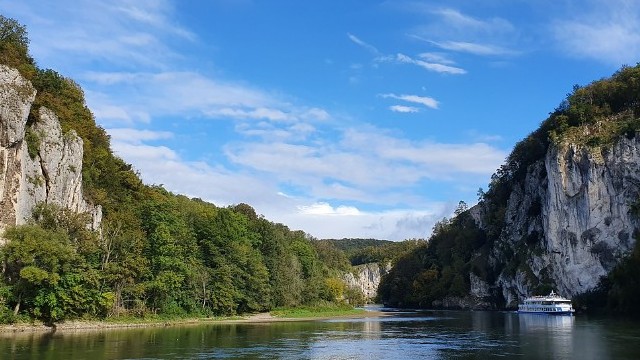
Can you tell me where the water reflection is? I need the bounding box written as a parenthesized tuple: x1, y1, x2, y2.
(516, 314, 575, 359)
(517, 313, 575, 331)
(1, 311, 639, 359)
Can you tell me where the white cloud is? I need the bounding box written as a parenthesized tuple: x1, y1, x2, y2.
(82, 71, 332, 127)
(349, 34, 467, 75)
(234, 122, 316, 142)
(381, 93, 439, 109)
(301, 108, 331, 121)
(390, 105, 419, 113)
(395, 53, 467, 75)
(90, 104, 134, 123)
(113, 141, 179, 162)
(298, 202, 361, 216)
(406, 6, 519, 60)
(108, 128, 173, 144)
(550, 0, 640, 65)
(429, 40, 518, 56)
(224, 126, 506, 203)
(207, 107, 292, 122)
(111, 138, 280, 208)
(431, 7, 515, 35)
(114, 1, 195, 40)
(281, 204, 451, 240)
(347, 33, 381, 55)
(418, 52, 456, 65)
(88, 71, 272, 111)
(340, 128, 505, 176)
(4, 0, 194, 71)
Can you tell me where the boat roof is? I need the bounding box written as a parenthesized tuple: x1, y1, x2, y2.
(523, 290, 571, 301)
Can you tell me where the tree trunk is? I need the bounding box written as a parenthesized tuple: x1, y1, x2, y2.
(13, 294, 21, 315)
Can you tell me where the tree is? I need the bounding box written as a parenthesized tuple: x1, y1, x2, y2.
(0, 15, 35, 77)
(2, 225, 109, 323)
(0, 15, 28, 50)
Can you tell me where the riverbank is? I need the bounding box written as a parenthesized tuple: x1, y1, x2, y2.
(0, 308, 386, 334)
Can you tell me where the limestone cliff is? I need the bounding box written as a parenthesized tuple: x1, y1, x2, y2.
(343, 262, 390, 301)
(472, 136, 640, 307)
(0, 65, 101, 241)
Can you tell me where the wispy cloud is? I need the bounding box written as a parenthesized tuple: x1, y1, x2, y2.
(418, 52, 456, 65)
(405, 6, 519, 61)
(349, 33, 466, 75)
(108, 128, 173, 144)
(381, 93, 439, 109)
(389, 105, 419, 113)
(5, 0, 194, 71)
(430, 7, 515, 35)
(550, 0, 640, 65)
(83, 71, 332, 127)
(429, 40, 518, 56)
(347, 33, 381, 55)
(110, 136, 279, 207)
(235, 122, 317, 142)
(114, 1, 195, 40)
(207, 107, 292, 122)
(225, 126, 506, 195)
(394, 53, 466, 74)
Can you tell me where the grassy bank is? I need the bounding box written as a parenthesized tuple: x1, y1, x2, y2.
(271, 305, 365, 318)
(1, 306, 373, 332)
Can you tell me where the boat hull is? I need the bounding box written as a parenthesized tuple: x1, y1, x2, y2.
(517, 310, 574, 315)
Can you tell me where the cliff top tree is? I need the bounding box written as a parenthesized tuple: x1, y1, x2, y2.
(0, 15, 35, 78)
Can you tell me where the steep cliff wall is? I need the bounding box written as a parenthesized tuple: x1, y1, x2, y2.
(343, 262, 391, 301)
(0, 65, 101, 240)
(476, 136, 640, 306)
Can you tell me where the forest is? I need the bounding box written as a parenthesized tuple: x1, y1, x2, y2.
(317, 238, 424, 266)
(0, 16, 374, 324)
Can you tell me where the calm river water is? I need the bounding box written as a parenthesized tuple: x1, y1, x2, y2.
(2, 308, 639, 359)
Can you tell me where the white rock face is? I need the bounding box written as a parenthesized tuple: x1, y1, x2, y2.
(469, 273, 490, 298)
(0, 65, 35, 147)
(0, 65, 101, 241)
(343, 262, 391, 300)
(484, 137, 640, 306)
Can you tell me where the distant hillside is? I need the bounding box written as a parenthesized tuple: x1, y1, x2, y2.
(319, 238, 423, 266)
(322, 238, 395, 252)
(379, 64, 640, 315)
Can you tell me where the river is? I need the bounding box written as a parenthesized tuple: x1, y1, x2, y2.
(2, 308, 639, 359)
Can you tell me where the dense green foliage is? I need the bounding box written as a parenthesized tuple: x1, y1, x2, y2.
(378, 205, 486, 307)
(379, 65, 640, 310)
(0, 15, 36, 79)
(0, 18, 357, 324)
(0, 197, 347, 323)
(323, 238, 395, 253)
(320, 238, 423, 266)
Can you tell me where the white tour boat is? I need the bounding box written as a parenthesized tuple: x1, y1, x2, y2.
(517, 291, 575, 315)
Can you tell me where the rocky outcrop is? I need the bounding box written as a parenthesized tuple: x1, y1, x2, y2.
(343, 262, 391, 301)
(475, 136, 640, 307)
(0, 65, 101, 241)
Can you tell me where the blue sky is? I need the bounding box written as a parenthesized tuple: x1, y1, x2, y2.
(1, 0, 637, 240)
